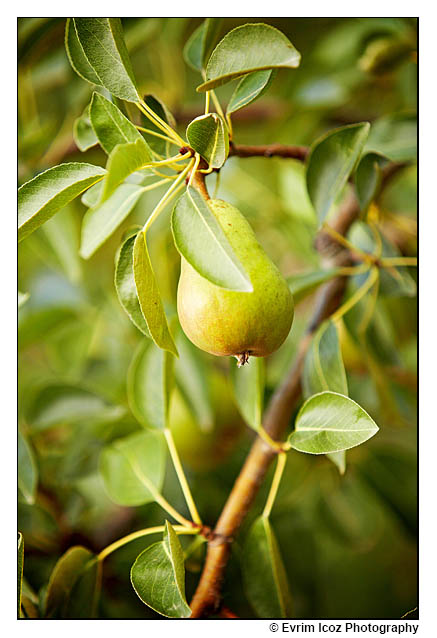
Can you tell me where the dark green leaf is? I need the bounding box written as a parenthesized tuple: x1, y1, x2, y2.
(242, 516, 292, 618)
(197, 23, 300, 91)
(65, 557, 101, 619)
(18, 533, 24, 617)
(186, 113, 229, 168)
(289, 391, 379, 454)
(66, 18, 139, 102)
(18, 163, 106, 242)
(90, 92, 141, 154)
(355, 152, 389, 211)
(183, 18, 222, 71)
(18, 429, 38, 504)
(230, 356, 264, 432)
(365, 113, 417, 162)
(133, 230, 178, 355)
(287, 268, 341, 303)
(100, 429, 166, 506)
(80, 183, 144, 258)
(227, 70, 273, 115)
(44, 546, 95, 618)
(131, 521, 191, 618)
(127, 340, 174, 429)
(306, 123, 370, 223)
(115, 232, 151, 336)
(73, 104, 98, 151)
(171, 188, 253, 292)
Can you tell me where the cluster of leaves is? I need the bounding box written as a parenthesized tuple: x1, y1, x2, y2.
(18, 17, 417, 619)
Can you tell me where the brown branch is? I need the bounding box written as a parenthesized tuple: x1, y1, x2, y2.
(229, 141, 309, 162)
(189, 162, 406, 618)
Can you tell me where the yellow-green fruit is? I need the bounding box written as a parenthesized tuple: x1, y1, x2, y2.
(177, 199, 294, 363)
(169, 376, 244, 472)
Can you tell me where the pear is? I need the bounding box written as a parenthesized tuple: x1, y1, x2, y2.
(177, 199, 294, 364)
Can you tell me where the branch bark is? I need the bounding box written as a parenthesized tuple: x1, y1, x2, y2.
(189, 162, 405, 618)
(229, 141, 309, 162)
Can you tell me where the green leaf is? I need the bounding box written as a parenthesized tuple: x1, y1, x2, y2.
(18, 429, 38, 505)
(100, 429, 166, 506)
(306, 123, 370, 223)
(141, 95, 176, 157)
(131, 521, 191, 618)
(230, 357, 264, 432)
(365, 113, 417, 162)
(18, 163, 106, 242)
(66, 18, 139, 102)
(115, 231, 151, 336)
(43, 546, 95, 618)
(100, 137, 153, 203)
(171, 188, 252, 292)
(289, 391, 379, 455)
(183, 18, 222, 71)
(287, 268, 341, 303)
(327, 451, 346, 475)
(81, 181, 102, 207)
(42, 207, 82, 283)
(133, 230, 178, 355)
(242, 516, 292, 618)
(186, 113, 229, 169)
(80, 183, 144, 258)
(18, 291, 30, 308)
(65, 557, 101, 619)
(18, 533, 24, 617)
(127, 340, 174, 429)
(303, 320, 348, 399)
(197, 23, 300, 91)
(73, 104, 98, 151)
(355, 152, 389, 211)
(227, 70, 273, 115)
(89, 92, 141, 154)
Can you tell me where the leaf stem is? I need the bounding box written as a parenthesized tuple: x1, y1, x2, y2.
(97, 525, 198, 562)
(331, 267, 379, 322)
(262, 452, 287, 519)
(188, 153, 201, 188)
(136, 125, 180, 146)
(143, 160, 193, 233)
(257, 426, 291, 453)
(322, 223, 374, 264)
(357, 269, 380, 335)
(137, 100, 186, 146)
(164, 428, 203, 526)
(379, 256, 417, 267)
(205, 91, 210, 115)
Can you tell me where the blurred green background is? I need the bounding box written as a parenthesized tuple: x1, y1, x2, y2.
(18, 17, 417, 619)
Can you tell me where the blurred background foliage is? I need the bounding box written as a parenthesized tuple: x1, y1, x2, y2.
(18, 17, 417, 619)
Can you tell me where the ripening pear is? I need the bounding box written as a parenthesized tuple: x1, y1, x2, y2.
(177, 199, 294, 365)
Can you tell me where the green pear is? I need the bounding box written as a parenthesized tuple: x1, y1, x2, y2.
(177, 199, 294, 365)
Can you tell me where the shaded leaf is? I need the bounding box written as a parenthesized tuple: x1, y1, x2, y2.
(44, 546, 94, 618)
(171, 188, 252, 292)
(186, 113, 229, 168)
(127, 340, 174, 429)
(42, 207, 82, 283)
(287, 268, 341, 303)
(115, 231, 150, 336)
(18, 163, 106, 242)
(18, 533, 24, 617)
(227, 70, 273, 115)
(230, 357, 264, 432)
(65, 557, 101, 619)
(242, 516, 292, 618)
(66, 18, 139, 102)
(18, 429, 38, 505)
(184, 18, 222, 71)
(81, 181, 102, 207)
(289, 391, 379, 454)
(73, 104, 98, 151)
(133, 230, 178, 355)
(327, 451, 346, 475)
(80, 183, 144, 258)
(365, 113, 417, 162)
(100, 137, 153, 203)
(100, 429, 166, 506)
(303, 320, 348, 398)
(355, 152, 389, 211)
(197, 23, 300, 91)
(131, 521, 191, 618)
(306, 123, 370, 223)
(90, 92, 141, 154)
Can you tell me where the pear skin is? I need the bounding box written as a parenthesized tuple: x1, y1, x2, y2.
(177, 199, 294, 362)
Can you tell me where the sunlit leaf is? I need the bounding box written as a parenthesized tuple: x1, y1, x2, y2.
(100, 138, 153, 203)
(227, 70, 273, 115)
(186, 113, 229, 168)
(90, 92, 141, 154)
(73, 104, 98, 151)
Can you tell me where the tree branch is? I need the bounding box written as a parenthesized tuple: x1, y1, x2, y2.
(189, 162, 406, 618)
(229, 141, 309, 162)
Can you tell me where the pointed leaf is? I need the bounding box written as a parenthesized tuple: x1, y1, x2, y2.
(73, 104, 98, 151)
(43, 546, 94, 618)
(100, 429, 166, 506)
(242, 516, 292, 618)
(127, 340, 174, 429)
(100, 138, 153, 203)
(18, 163, 106, 242)
(171, 188, 252, 292)
(227, 70, 273, 115)
(80, 183, 144, 258)
(186, 113, 229, 169)
(133, 230, 178, 355)
(131, 521, 191, 618)
(327, 451, 346, 475)
(303, 320, 348, 398)
(306, 123, 370, 223)
(67, 18, 139, 102)
(289, 391, 379, 455)
(184, 18, 222, 71)
(197, 23, 300, 91)
(287, 268, 341, 303)
(115, 231, 151, 336)
(355, 152, 389, 211)
(18, 430, 38, 505)
(18, 533, 24, 617)
(90, 92, 141, 154)
(230, 357, 264, 432)
(65, 557, 101, 619)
